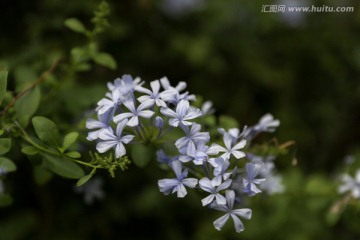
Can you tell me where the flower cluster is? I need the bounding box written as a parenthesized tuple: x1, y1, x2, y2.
(86, 75, 282, 233)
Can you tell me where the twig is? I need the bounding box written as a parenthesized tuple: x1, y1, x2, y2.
(0, 59, 60, 117)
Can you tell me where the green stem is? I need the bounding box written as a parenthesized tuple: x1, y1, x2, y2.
(15, 121, 102, 170)
(71, 159, 102, 169)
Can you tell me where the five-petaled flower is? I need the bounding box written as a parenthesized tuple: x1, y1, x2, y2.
(136, 79, 167, 107)
(211, 190, 252, 233)
(158, 161, 198, 198)
(199, 177, 232, 206)
(113, 100, 154, 127)
(243, 163, 266, 196)
(96, 119, 134, 158)
(338, 170, 360, 199)
(210, 133, 247, 161)
(160, 100, 202, 127)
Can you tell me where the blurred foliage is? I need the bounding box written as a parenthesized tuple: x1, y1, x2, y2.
(1, 0, 360, 239)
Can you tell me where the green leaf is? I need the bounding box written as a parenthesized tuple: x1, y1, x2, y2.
(76, 63, 91, 72)
(15, 86, 41, 127)
(76, 174, 93, 187)
(71, 47, 89, 64)
(92, 52, 117, 70)
(42, 154, 84, 179)
(0, 70, 8, 105)
(131, 144, 154, 168)
(62, 132, 78, 151)
(21, 146, 39, 156)
(65, 151, 81, 159)
(0, 194, 13, 207)
(0, 138, 11, 154)
(14, 66, 37, 91)
(32, 116, 61, 147)
(64, 18, 87, 33)
(0, 157, 17, 172)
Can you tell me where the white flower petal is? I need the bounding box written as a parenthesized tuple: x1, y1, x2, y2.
(115, 143, 126, 158)
(199, 177, 214, 193)
(139, 110, 154, 119)
(160, 107, 177, 118)
(201, 194, 215, 206)
(215, 194, 227, 205)
(231, 214, 245, 233)
(213, 214, 230, 231)
(98, 129, 116, 141)
(113, 112, 133, 123)
(127, 116, 139, 127)
(182, 178, 198, 188)
(233, 208, 252, 220)
(96, 141, 117, 153)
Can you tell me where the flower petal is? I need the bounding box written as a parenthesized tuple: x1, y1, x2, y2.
(115, 142, 126, 158)
(215, 194, 227, 205)
(213, 214, 230, 231)
(233, 208, 252, 220)
(230, 214, 245, 233)
(139, 110, 154, 119)
(96, 141, 117, 153)
(121, 135, 134, 144)
(182, 178, 198, 188)
(201, 194, 215, 206)
(113, 112, 133, 124)
(160, 107, 177, 118)
(199, 177, 214, 193)
(127, 116, 139, 127)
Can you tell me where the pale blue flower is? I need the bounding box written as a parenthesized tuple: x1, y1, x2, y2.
(243, 163, 266, 196)
(208, 157, 232, 180)
(175, 123, 210, 153)
(247, 154, 275, 176)
(159, 77, 195, 104)
(160, 77, 187, 92)
(201, 100, 215, 115)
(218, 128, 240, 143)
(260, 175, 285, 195)
(108, 74, 143, 100)
(178, 142, 209, 165)
(160, 100, 202, 127)
(113, 100, 154, 127)
(199, 177, 232, 206)
(160, 89, 196, 105)
(338, 170, 360, 198)
(86, 111, 112, 141)
(0, 167, 7, 176)
(242, 114, 280, 140)
(74, 177, 105, 205)
(136, 80, 167, 107)
(210, 134, 246, 160)
(156, 150, 179, 166)
(155, 116, 164, 129)
(254, 113, 280, 132)
(96, 120, 134, 158)
(95, 89, 123, 115)
(211, 190, 252, 233)
(97, 75, 143, 115)
(158, 161, 198, 198)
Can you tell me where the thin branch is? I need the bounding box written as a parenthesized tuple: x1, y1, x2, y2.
(0, 59, 60, 117)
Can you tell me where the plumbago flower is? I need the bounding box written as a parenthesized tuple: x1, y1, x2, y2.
(338, 169, 360, 199)
(86, 74, 284, 233)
